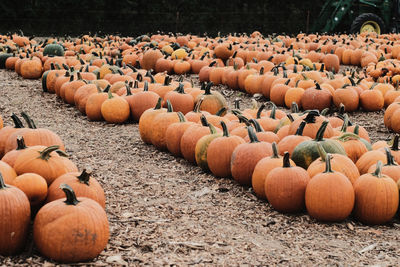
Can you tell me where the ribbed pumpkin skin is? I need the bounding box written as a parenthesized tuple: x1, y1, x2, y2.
(207, 135, 245, 178)
(165, 121, 196, 157)
(265, 164, 310, 213)
(307, 154, 360, 185)
(292, 139, 346, 169)
(354, 172, 399, 225)
(0, 161, 17, 184)
(305, 171, 354, 222)
(46, 172, 106, 208)
(33, 197, 109, 263)
(356, 150, 387, 175)
(195, 132, 222, 171)
(0, 182, 31, 255)
(231, 142, 273, 186)
(180, 125, 211, 163)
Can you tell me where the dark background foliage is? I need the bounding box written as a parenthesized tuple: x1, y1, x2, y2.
(0, 0, 324, 36)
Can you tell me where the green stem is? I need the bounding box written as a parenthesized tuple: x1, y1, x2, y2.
(287, 114, 295, 122)
(353, 125, 360, 136)
(247, 126, 259, 143)
(60, 183, 80, 205)
(323, 153, 333, 173)
(282, 152, 291, 167)
(249, 119, 264, 132)
(303, 110, 319, 123)
(221, 121, 229, 137)
(0, 173, 8, 189)
(200, 115, 209, 127)
(340, 114, 349, 133)
(154, 98, 162, 110)
(216, 107, 227, 116)
(291, 102, 299, 113)
(194, 98, 204, 113)
(391, 134, 399, 151)
(77, 169, 91, 185)
(20, 112, 37, 129)
(16, 136, 27, 150)
(372, 161, 383, 178)
(143, 81, 149, 91)
(11, 113, 24, 128)
(295, 121, 306, 136)
(256, 103, 265, 119)
(177, 111, 186, 122)
(315, 121, 329, 141)
(103, 84, 111, 93)
(384, 147, 397, 166)
(271, 142, 279, 158)
(175, 83, 185, 94)
(166, 100, 173, 112)
(204, 82, 213, 95)
(107, 89, 114, 99)
(208, 123, 217, 134)
(39, 145, 60, 161)
(233, 98, 241, 110)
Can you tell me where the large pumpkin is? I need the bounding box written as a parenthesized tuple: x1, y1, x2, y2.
(265, 152, 310, 212)
(0, 173, 31, 255)
(305, 154, 355, 222)
(33, 184, 109, 263)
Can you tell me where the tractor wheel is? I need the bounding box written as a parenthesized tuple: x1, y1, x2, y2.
(350, 13, 385, 34)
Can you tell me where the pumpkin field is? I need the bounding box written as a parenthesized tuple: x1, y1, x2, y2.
(1, 32, 400, 265)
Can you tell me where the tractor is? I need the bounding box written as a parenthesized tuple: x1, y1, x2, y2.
(311, 0, 400, 34)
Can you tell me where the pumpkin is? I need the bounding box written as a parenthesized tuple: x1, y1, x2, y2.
(195, 123, 222, 171)
(0, 113, 25, 158)
(163, 83, 194, 114)
(43, 43, 65, 57)
(165, 112, 196, 157)
(301, 83, 332, 112)
(305, 154, 355, 222)
(150, 100, 180, 151)
(139, 98, 165, 144)
(231, 126, 273, 186)
(20, 57, 43, 79)
(12, 173, 48, 207)
(46, 169, 105, 209)
(277, 120, 311, 156)
(100, 90, 130, 124)
(14, 145, 78, 185)
(33, 184, 109, 263)
(0, 173, 30, 255)
(194, 82, 228, 115)
(368, 147, 400, 183)
(354, 161, 399, 225)
(307, 144, 360, 184)
(245, 119, 280, 144)
(207, 121, 245, 178)
(291, 121, 346, 169)
(85, 86, 109, 121)
(288, 110, 334, 139)
(356, 150, 387, 175)
(128, 83, 160, 122)
(252, 143, 295, 199)
(141, 48, 163, 70)
(1, 136, 27, 167)
(265, 152, 310, 212)
(359, 87, 384, 112)
(333, 129, 371, 163)
(332, 85, 359, 112)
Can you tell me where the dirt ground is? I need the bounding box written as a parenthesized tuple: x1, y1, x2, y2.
(0, 69, 399, 266)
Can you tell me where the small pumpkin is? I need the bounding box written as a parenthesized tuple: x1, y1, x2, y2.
(100, 90, 130, 124)
(12, 173, 48, 207)
(195, 123, 222, 171)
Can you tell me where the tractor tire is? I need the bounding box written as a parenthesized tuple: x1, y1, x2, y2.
(350, 13, 385, 34)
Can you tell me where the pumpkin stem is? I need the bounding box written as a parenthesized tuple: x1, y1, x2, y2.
(0, 173, 8, 189)
(11, 113, 24, 128)
(391, 134, 399, 151)
(315, 121, 329, 141)
(194, 97, 204, 113)
(177, 111, 186, 122)
(340, 114, 349, 133)
(316, 143, 327, 162)
(125, 84, 132, 96)
(256, 103, 266, 119)
(287, 113, 295, 122)
(282, 152, 291, 168)
(291, 102, 299, 113)
(247, 126, 259, 143)
(295, 121, 307, 136)
(233, 98, 241, 110)
(372, 161, 383, 178)
(166, 100, 173, 112)
(271, 142, 279, 158)
(154, 98, 162, 110)
(174, 83, 185, 94)
(20, 112, 37, 129)
(200, 115, 209, 127)
(267, 102, 277, 119)
(384, 147, 397, 166)
(323, 153, 334, 173)
(353, 125, 360, 135)
(221, 121, 229, 137)
(303, 110, 319, 123)
(39, 145, 60, 161)
(77, 169, 91, 185)
(249, 119, 264, 132)
(107, 88, 114, 99)
(60, 183, 80, 205)
(320, 108, 330, 116)
(204, 82, 213, 95)
(16, 136, 27, 150)
(216, 107, 227, 117)
(315, 82, 321, 90)
(208, 122, 217, 134)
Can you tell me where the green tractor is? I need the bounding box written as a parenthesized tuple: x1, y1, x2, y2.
(311, 0, 400, 34)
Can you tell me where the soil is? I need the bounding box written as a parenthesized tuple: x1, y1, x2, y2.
(0, 69, 399, 266)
